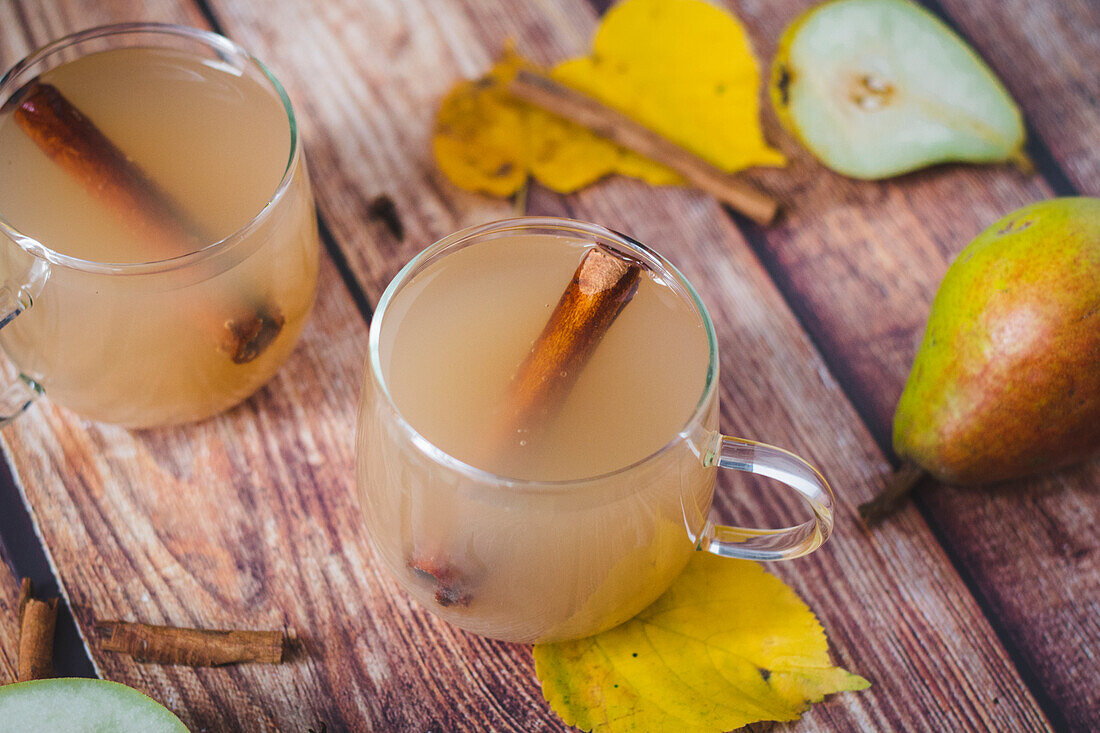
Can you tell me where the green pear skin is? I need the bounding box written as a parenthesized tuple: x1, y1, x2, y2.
(0, 678, 187, 731)
(893, 197, 1100, 485)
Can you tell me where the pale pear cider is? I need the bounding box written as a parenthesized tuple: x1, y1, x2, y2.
(0, 46, 318, 426)
(357, 233, 720, 642)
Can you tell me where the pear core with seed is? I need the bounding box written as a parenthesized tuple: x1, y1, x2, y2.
(770, 0, 1026, 179)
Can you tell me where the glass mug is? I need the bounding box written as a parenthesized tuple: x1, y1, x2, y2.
(356, 218, 835, 644)
(0, 24, 319, 427)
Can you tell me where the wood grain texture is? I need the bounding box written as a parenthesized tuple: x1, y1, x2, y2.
(0, 0, 207, 49)
(0, 0, 1082, 731)
(0, 561, 22, 683)
(932, 0, 1100, 194)
(0, 0, 211, 694)
(205, 0, 1053, 729)
(1, 6, 569, 731)
(720, 1, 1100, 728)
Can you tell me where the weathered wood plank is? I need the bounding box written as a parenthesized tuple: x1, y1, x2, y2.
(0, 561, 21, 683)
(4, 262, 578, 731)
(0, 3, 565, 730)
(715, 1, 1099, 729)
(933, 0, 1100, 194)
(0, 0, 208, 50)
(0, 0, 1081, 729)
(205, 0, 1053, 730)
(0, 0, 213, 696)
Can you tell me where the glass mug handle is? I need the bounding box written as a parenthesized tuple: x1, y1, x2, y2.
(0, 262, 48, 424)
(697, 435, 835, 561)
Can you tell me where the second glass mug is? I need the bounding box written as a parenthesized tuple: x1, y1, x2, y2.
(356, 218, 835, 644)
(0, 24, 319, 427)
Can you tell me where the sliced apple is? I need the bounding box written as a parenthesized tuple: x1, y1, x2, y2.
(771, 0, 1026, 179)
(0, 678, 187, 731)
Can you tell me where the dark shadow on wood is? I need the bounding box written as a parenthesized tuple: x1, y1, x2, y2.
(192, 0, 227, 38)
(915, 0, 1081, 198)
(192, 0, 376, 325)
(317, 215, 376, 323)
(0, 455, 95, 678)
(725, 203, 1074, 733)
(575, 1, 1078, 727)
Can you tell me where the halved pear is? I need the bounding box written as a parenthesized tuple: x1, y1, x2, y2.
(0, 678, 187, 731)
(770, 0, 1026, 179)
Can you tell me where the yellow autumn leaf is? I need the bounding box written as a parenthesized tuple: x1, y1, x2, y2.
(432, 0, 783, 197)
(553, 0, 785, 173)
(433, 48, 674, 196)
(432, 53, 531, 197)
(533, 554, 869, 733)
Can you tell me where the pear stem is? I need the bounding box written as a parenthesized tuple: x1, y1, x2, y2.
(1008, 149, 1035, 175)
(859, 461, 928, 526)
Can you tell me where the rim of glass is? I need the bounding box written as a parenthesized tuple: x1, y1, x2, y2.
(0, 22, 300, 276)
(368, 216, 721, 491)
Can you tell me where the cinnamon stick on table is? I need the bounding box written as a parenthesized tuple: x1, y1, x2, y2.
(10, 82, 283, 364)
(97, 620, 286, 667)
(410, 245, 643, 605)
(17, 578, 58, 681)
(507, 69, 779, 225)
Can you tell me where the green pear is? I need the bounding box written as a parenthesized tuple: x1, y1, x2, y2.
(862, 198, 1100, 522)
(0, 678, 187, 731)
(770, 0, 1027, 179)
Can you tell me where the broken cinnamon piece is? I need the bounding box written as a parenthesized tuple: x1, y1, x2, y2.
(11, 81, 284, 364)
(496, 245, 642, 445)
(17, 578, 58, 681)
(408, 556, 472, 608)
(507, 70, 779, 225)
(96, 621, 286, 666)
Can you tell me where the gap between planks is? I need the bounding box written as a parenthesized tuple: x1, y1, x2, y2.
(684, 0, 1084, 725)
(677, 0, 1089, 727)
(0, 0, 1080, 728)
(204, 1, 1056, 726)
(914, 0, 1081, 198)
(190, 0, 376, 321)
(0, 442, 98, 679)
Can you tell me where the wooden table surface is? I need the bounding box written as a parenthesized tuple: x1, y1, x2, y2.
(0, 0, 1096, 730)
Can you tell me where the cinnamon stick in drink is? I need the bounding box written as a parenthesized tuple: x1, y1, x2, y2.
(410, 245, 643, 605)
(496, 245, 642, 446)
(10, 81, 283, 364)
